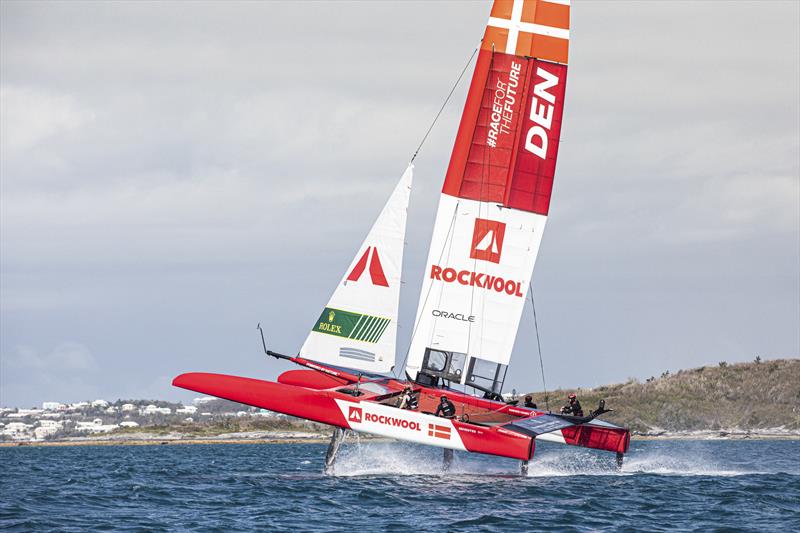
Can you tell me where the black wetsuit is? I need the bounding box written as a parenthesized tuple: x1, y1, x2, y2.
(435, 399, 456, 418)
(524, 400, 537, 409)
(563, 400, 583, 417)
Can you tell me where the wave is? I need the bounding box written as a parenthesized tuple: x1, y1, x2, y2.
(329, 438, 794, 478)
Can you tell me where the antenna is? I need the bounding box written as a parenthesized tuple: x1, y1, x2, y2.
(256, 323, 268, 355)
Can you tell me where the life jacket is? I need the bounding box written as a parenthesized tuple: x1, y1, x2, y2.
(408, 395, 419, 410)
(438, 400, 455, 417)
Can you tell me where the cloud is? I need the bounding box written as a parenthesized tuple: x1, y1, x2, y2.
(0, 86, 95, 153)
(0, 1, 797, 406)
(6, 342, 97, 371)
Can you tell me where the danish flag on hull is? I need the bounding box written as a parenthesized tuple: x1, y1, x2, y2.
(407, 0, 569, 381)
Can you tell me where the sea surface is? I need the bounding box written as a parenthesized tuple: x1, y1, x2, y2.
(1, 439, 798, 532)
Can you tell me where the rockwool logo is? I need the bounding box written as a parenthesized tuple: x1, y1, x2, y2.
(347, 246, 389, 287)
(348, 406, 362, 423)
(470, 219, 506, 264)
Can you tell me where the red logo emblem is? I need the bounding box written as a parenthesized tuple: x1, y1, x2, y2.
(347, 246, 389, 287)
(470, 219, 506, 264)
(347, 406, 362, 423)
(427, 423, 451, 440)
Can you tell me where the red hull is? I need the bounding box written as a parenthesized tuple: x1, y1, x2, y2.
(173, 369, 629, 461)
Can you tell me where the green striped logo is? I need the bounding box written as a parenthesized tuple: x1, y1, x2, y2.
(311, 307, 390, 344)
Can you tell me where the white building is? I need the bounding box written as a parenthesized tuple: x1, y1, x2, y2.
(2, 422, 33, 440)
(75, 419, 119, 433)
(42, 402, 65, 411)
(141, 405, 171, 416)
(119, 421, 139, 428)
(33, 419, 63, 440)
(91, 399, 110, 408)
(34, 426, 59, 440)
(3, 422, 31, 433)
(193, 396, 216, 405)
(176, 406, 197, 414)
(121, 404, 136, 412)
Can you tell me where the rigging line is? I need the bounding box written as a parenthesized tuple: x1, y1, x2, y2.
(474, 45, 496, 361)
(528, 286, 550, 412)
(393, 205, 460, 379)
(410, 44, 479, 163)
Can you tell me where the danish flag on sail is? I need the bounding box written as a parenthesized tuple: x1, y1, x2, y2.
(407, 0, 569, 386)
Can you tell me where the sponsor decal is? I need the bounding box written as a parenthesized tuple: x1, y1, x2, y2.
(487, 61, 522, 149)
(363, 412, 421, 431)
(304, 361, 341, 377)
(470, 218, 506, 264)
(427, 423, 451, 440)
(523, 66, 560, 160)
(429, 265, 523, 298)
(339, 347, 376, 363)
(347, 246, 389, 287)
(312, 307, 391, 343)
(432, 309, 475, 323)
(348, 406, 362, 423)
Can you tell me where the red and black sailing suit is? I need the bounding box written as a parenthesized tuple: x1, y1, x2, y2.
(562, 400, 583, 417)
(435, 399, 456, 418)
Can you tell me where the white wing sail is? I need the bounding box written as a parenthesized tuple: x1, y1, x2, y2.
(298, 165, 413, 374)
(405, 0, 570, 394)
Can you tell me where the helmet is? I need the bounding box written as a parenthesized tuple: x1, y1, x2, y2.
(440, 395, 448, 401)
(568, 393, 577, 400)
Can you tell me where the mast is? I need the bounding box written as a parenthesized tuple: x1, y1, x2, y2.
(405, 0, 570, 393)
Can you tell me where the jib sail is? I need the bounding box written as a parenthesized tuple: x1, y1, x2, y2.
(406, 0, 570, 394)
(299, 165, 413, 374)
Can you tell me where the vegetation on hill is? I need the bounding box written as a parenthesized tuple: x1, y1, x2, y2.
(525, 358, 800, 433)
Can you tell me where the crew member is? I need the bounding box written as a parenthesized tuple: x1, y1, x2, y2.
(397, 387, 414, 409)
(524, 395, 537, 409)
(560, 393, 583, 417)
(407, 391, 419, 410)
(435, 395, 456, 418)
(483, 391, 503, 402)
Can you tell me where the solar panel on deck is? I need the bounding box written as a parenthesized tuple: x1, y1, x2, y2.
(505, 414, 575, 437)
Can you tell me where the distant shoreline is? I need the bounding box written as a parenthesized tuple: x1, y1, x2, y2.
(3, 432, 798, 448)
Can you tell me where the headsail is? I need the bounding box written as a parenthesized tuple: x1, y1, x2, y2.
(406, 0, 570, 394)
(299, 165, 413, 374)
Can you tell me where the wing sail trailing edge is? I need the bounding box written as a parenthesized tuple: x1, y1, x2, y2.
(406, 0, 569, 392)
(299, 165, 413, 374)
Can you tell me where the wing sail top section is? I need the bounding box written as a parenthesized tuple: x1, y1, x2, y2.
(299, 165, 413, 374)
(406, 0, 569, 390)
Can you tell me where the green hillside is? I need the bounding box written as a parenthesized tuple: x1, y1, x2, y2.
(525, 358, 800, 434)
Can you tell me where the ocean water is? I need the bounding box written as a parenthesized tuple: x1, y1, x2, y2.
(1, 439, 798, 532)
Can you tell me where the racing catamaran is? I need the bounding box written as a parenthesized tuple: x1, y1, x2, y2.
(174, 0, 630, 474)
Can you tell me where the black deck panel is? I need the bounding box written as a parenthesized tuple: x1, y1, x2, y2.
(505, 414, 575, 437)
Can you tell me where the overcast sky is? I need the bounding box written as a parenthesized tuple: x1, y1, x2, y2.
(2, 1, 798, 408)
